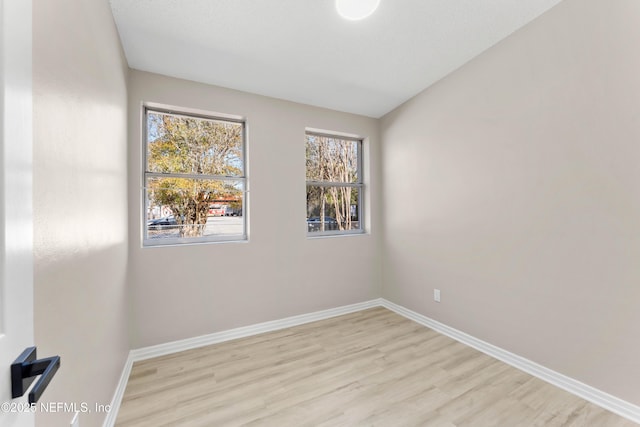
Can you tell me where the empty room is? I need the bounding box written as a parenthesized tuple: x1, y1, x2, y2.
(1, 0, 639, 426)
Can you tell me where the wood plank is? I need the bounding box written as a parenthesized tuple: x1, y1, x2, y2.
(115, 307, 637, 426)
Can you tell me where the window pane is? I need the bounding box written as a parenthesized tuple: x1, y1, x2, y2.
(146, 177, 244, 241)
(305, 135, 359, 183)
(147, 111, 243, 176)
(306, 185, 360, 233)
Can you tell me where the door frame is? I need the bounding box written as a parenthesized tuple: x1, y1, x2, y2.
(0, 0, 35, 426)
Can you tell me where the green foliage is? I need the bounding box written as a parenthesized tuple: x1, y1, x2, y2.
(146, 112, 244, 237)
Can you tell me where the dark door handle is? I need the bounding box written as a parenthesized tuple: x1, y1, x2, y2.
(11, 347, 60, 404)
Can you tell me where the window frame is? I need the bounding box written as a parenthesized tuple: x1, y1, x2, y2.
(142, 105, 248, 247)
(305, 130, 365, 237)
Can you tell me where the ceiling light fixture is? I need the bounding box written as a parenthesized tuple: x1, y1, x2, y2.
(335, 0, 380, 21)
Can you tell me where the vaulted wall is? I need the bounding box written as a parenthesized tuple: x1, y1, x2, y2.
(381, 0, 640, 405)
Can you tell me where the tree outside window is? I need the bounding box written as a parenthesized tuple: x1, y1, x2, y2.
(144, 107, 246, 245)
(306, 132, 363, 235)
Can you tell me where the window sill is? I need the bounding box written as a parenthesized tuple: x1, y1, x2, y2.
(143, 235, 248, 248)
(306, 230, 367, 240)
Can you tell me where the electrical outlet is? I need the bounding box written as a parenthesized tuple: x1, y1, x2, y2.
(434, 289, 441, 303)
(70, 412, 79, 427)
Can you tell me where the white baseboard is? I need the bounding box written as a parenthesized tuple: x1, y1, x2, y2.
(102, 353, 134, 427)
(130, 299, 382, 361)
(380, 298, 640, 425)
(103, 299, 381, 426)
(104, 297, 640, 426)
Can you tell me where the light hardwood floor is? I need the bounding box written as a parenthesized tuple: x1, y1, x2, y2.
(115, 307, 637, 426)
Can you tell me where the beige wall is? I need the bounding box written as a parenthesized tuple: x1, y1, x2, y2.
(29, 0, 640, 420)
(128, 70, 381, 348)
(33, 0, 129, 425)
(381, 0, 640, 405)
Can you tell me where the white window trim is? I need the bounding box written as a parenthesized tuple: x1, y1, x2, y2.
(305, 130, 365, 237)
(142, 105, 248, 247)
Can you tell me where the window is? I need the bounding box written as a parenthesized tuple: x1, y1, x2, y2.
(143, 106, 246, 246)
(306, 131, 363, 236)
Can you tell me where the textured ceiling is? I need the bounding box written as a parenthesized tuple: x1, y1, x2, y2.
(110, 0, 562, 117)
